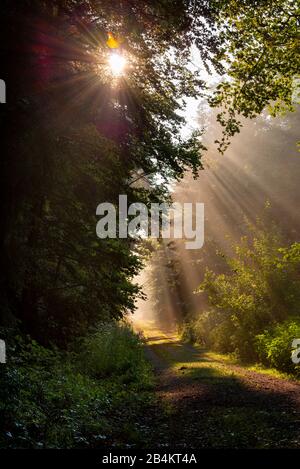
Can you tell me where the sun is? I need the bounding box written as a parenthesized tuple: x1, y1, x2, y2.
(108, 53, 126, 76)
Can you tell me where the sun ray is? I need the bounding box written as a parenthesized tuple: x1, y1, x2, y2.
(108, 53, 126, 76)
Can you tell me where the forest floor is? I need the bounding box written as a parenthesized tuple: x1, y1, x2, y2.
(136, 321, 300, 449)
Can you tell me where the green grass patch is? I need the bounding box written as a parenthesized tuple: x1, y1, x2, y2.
(204, 350, 300, 382)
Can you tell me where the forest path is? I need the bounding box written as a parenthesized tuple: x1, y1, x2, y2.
(138, 321, 300, 449)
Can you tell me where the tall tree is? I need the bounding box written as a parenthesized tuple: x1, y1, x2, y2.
(0, 0, 298, 342)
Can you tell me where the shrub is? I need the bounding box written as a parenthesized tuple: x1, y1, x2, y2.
(0, 323, 153, 448)
(195, 231, 300, 362)
(255, 320, 300, 375)
(78, 322, 152, 388)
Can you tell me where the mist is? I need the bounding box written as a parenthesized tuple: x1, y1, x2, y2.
(134, 108, 300, 330)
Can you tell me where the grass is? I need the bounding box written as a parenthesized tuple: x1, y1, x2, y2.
(144, 327, 300, 448)
(139, 321, 300, 385)
(204, 350, 300, 382)
(197, 406, 298, 448)
(246, 363, 299, 381)
(0, 322, 156, 449)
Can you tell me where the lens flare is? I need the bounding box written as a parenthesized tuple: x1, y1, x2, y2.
(108, 53, 126, 76)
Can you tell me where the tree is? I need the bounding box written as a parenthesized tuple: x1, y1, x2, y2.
(0, 0, 298, 343)
(209, 0, 300, 152)
(0, 1, 207, 342)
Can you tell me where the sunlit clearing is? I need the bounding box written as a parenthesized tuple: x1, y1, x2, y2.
(109, 53, 126, 76)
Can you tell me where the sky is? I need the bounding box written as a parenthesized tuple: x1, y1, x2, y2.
(180, 45, 220, 138)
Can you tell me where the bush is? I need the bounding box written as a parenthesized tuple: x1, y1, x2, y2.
(78, 322, 152, 387)
(194, 231, 300, 362)
(255, 320, 300, 375)
(0, 323, 153, 448)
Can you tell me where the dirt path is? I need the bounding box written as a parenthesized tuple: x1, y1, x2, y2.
(140, 323, 300, 449)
